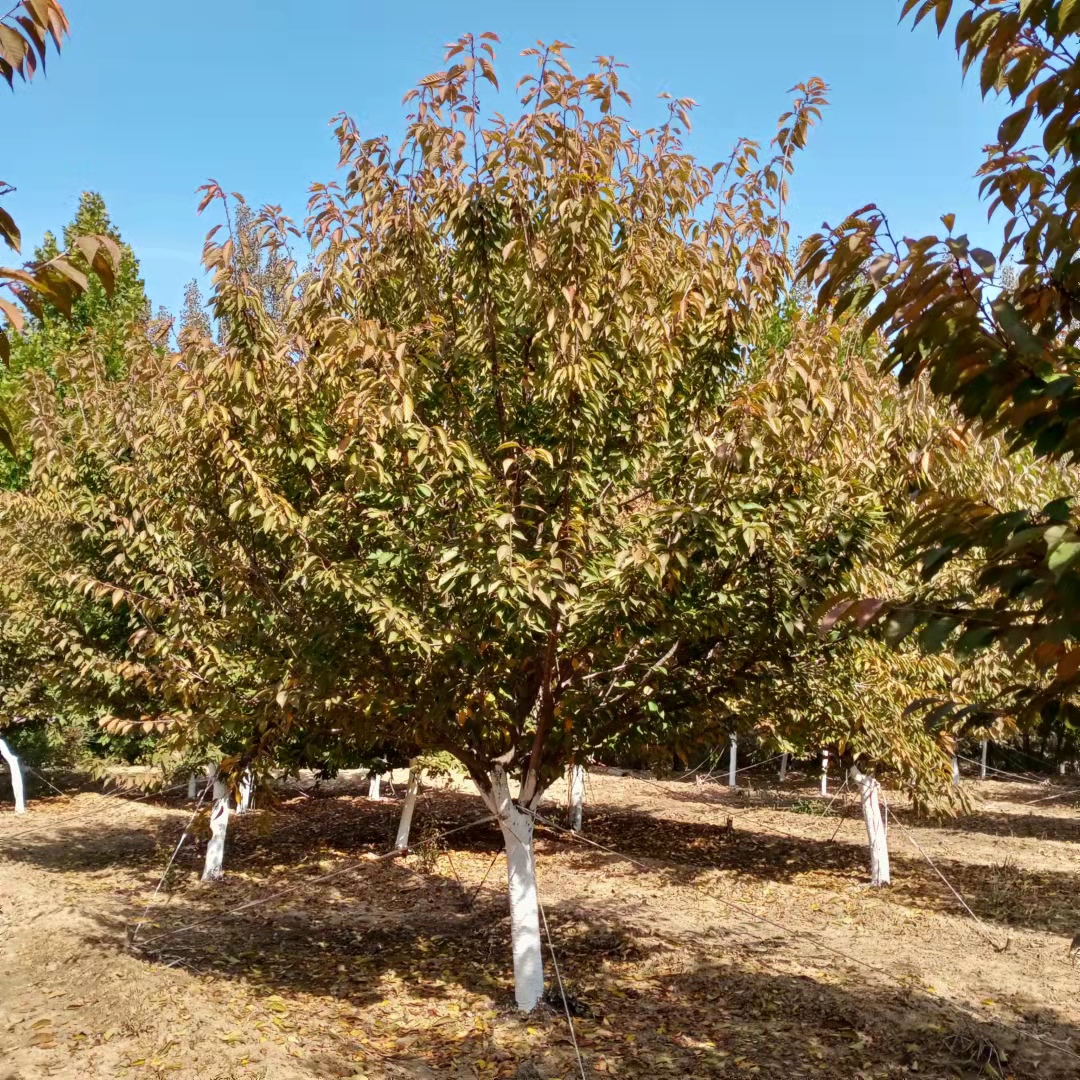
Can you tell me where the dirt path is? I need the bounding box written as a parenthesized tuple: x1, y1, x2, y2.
(0, 768, 1078, 1079)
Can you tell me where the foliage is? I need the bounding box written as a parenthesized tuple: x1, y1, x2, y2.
(800, 0, 1080, 730)
(0, 40, 837, 806)
(0, 2, 121, 456)
(0, 193, 150, 488)
(179, 279, 211, 345)
(2, 33, 1038, 810)
(11, 193, 149, 373)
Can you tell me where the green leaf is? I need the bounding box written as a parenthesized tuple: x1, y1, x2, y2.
(1048, 540, 1080, 577)
(920, 617, 960, 653)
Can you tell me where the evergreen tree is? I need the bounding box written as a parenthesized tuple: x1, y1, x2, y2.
(0, 192, 150, 488)
(8, 191, 150, 379)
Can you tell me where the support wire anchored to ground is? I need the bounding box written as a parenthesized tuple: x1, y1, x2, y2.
(539, 897, 588, 1080)
(132, 814, 497, 948)
(520, 806, 1080, 1066)
(956, 754, 1049, 785)
(129, 776, 215, 945)
(0, 781, 192, 843)
(882, 792, 1010, 953)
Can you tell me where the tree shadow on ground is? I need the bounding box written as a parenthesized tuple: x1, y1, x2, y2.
(3, 790, 1079, 1076)
(571, 803, 1080, 936)
(659, 775, 1080, 844)
(74, 847, 1080, 1080)
(3, 783, 1077, 943)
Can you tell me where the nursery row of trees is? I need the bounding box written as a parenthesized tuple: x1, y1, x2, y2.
(2, 1, 1079, 1010)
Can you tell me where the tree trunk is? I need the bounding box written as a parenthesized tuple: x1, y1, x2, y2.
(568, 764, 585, 833)
(237, 769, 254, 814)
(820, 749, 829, 796)
(849, 765, 890, 886)
(728, 734, 738, 788)
(979, 740, 988, 781)
(779, 752, 788, 783)
(395, 765, 421, 850)
(0, 737, 26, 814)
(477, 765, 544, 1012)
(201, 773, 230, 882)
(187, 774, 198, 799)
(368, 772, 382, 801)
(951, 755, 960, 788)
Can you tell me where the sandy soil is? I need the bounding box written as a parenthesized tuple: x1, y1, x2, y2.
(0, 762, 1078, 1079)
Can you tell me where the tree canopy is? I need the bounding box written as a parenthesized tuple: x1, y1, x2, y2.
(801, 0, 1080, 732)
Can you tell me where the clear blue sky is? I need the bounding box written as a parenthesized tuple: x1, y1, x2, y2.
(6, 0, 1006, 317)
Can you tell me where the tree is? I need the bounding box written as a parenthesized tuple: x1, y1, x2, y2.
(4, 37, 833, 1009)
(800, 0, 1080, 732)
(5, 192, 149, 380)
(179, 279, 212, 344)
(280, 38, 830, 1009)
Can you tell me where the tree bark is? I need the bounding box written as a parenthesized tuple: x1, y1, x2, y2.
(820, 749, 829, 796)
(568, 764, 585, 833)
(779, 752, 788, 783)
(368, 772, 382, 801)
(951, 755, 961, 788)
(395, 765, 421, 850)
(979, 740, 988, 781)
(728, 734, 738, 788)
(187, 774, 198, 799)
(201, 770, 230, 882)
(0, 737, 26, 814)
(477, 764, 544, 1012)
(849, 765, 890, 886)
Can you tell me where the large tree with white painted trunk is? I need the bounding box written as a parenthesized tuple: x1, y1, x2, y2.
(283, 35, 829, 1010)
(0, 36, 828, 1009)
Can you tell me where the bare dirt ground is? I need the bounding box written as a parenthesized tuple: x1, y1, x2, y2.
(1, 762, 1078, 1080)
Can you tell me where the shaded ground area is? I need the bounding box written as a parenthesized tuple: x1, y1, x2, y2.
(0, 768, 1078, 1078)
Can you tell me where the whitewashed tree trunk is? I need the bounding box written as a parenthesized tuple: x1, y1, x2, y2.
(237, 769, 254, 814)
(820, 749, 829, 796)
(0, 737, 26, 814)
(568, 764, 585, 832)
(980, 740, 988, 781)
(779, 752, 788, 783)
(394, 765, 421, 850)
(951, 755, 961, 788)
(728, 734, 738, 788)
(187, 774, 198, 799)
(476, 765, 543, 1012)
(850, 765, 890, 886)
(201, 774, 230, 882)
(368, 771, 382, 801)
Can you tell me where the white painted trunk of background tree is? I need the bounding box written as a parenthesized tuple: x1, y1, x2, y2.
(201, 776, 230, 882)
(237, 769, 254, 814)
(951, 755, 961, 788)
(368, 772, 382, 801)
(568, 764, 585, 832)
(850, 765, 890, 886)
(395, 766, 421, 850)
(820, 749, 829, 796)
(779, 752, 788, 783)
(980, 740, 988, 781)
(0, 737, 26, 814)
(728, 734, 738, 788)
(477, 765, 544, 1012)
(187, 774, 198, 799)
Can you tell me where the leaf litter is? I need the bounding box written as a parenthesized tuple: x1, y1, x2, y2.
(0, 768, 1077, 1078)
